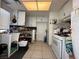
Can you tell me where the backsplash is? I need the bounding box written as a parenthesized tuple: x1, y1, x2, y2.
(53, 20, 70, 30)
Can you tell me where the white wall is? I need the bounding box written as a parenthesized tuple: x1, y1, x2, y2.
(48, 12, 59, 45)
(48, 0, 72, 45)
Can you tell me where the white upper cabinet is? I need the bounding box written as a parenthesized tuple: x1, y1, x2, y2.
(17, 11, 25, 26)
(0, 8, 10, 30)
(26, 16, 36, 27)
(73, 0, 79, 9)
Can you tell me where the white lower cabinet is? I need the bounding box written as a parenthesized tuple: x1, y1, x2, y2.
(52, 35, 69, 59)
(1, 33, 20, 57)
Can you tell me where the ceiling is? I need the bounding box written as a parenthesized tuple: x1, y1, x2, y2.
(2, 0, 69, 14)
(21, 0, 52, 11)
(50, 0, 69, 11)
(26, 0, 69, 15)
(2, 0, 26, 11)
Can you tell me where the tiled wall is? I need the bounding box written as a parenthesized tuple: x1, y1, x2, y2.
(53, 21, 70, 30)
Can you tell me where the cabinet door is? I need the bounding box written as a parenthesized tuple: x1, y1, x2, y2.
(73, 0, 79, 9)
(18, 11, 25, 25)
(0, 8, 10, 29)
(52, 37, 62, 59)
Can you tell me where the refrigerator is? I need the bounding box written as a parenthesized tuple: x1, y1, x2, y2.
(71, 9, 79, 59)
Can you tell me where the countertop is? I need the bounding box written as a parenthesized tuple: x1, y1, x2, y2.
(53, 34, 71, 40)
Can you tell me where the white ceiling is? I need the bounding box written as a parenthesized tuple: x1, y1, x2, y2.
(50, 0, 69, 11)
(2, 0, 69, 15)
(2, 0, 26, 11)
(27, 0, 69, 15)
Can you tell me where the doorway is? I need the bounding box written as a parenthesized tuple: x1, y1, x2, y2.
(36, 22, 47, 42)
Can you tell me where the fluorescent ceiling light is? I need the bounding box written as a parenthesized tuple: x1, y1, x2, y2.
(23, 2, 37, 11)
(22, 0, 52, 2)
(22, 0, 52, 11)
(38, 2, 51, 11)
(22, 0, 36, 2)
(37, 0, 52, 2)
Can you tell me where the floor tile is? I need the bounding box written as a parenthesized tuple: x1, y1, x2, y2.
(22, 41, 56, 59)
(22, 57, 31, 59)
(31, 58, 42, 59)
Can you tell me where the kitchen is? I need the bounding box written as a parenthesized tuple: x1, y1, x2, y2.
(0, 0, 79, 59)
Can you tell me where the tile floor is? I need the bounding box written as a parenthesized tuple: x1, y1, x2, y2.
(22, 41, 56, 59)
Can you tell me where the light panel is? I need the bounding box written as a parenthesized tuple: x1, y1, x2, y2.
(22, 0, 36, 2)
(22, 0, 52, 2)
(38, 2, 51, 11)
(37, 0, 52, 2)
(22, 0, 52, 11)
(23, 2, 37, 11)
